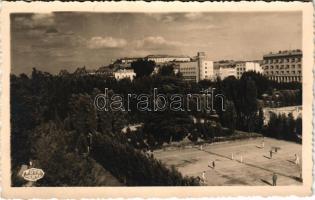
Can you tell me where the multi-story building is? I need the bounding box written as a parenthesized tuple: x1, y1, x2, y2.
(95, 66, 114, 77)
(178, 52, 214, 82)
(178, 61, 198, 82)
(262, 49, 302, 82)
(196, 52, 215, 82)
(146, 55, 191, 63)
(119, 57, 142, 64)
(114, 69, 136, 81)
(200, 60, 214, 80)
(235, 61, 263, 79)
(213, 60, 236, 80)
(218, 67, 237, 80)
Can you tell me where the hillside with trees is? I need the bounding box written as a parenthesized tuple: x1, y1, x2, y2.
(11, 68, 302, 186)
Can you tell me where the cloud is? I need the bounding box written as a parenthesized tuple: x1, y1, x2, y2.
(87, 36, 127, 49)
(28, 32, 85, 51)
(135, 36, 186, 50)
(14, 13, 56, 30)
(184, 13, 203, 20)
(31, 13, 55, 26)
(144, 13, 211, 23)
(178, 24, 219, 31)
(144, 13, 175, 23)
(46, 27, 59, 34)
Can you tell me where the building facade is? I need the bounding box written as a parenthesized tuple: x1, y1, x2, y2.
(114, 69, 136, 81)
(119, 57, 142, 64)
(178, 52, 214, 82)
(146, 55, 191, 63)
(178, 61, 198, 82)
(200, 60, 214, 80)
(213, 60, 236, 80)
(262, 49, 302, 82)
(218, 67, 237, 80)
(235, 61, 263, 79)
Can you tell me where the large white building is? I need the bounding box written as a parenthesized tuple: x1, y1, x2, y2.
(114, 69, 136, 81)
(218, 67, 237, 80)
(262, 49, 302, 82)
(119, 57, 141, 64)
(235, 61, 263, 79)
(178, 61, 198, 82)
(200, 60, 214, 80)
(178, 52, 215, 82)
(146, 55, 191, 63)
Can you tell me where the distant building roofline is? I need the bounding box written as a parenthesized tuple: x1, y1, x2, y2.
(263, 49, 302, 58)
(146, 55, 191, 58)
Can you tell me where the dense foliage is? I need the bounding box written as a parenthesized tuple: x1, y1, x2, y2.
(92, 133, 200, 186)
(11, 67, 302, 186)
(262, 113, 302, 143)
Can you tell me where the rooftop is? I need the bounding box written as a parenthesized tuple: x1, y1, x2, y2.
(146, 55, 191, 58)
(263, 49, 302, 58)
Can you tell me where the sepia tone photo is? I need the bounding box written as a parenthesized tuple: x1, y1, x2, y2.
(1, 1, 313, 198)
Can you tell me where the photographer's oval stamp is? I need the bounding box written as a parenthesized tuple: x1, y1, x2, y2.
(22, 168, 45, 182)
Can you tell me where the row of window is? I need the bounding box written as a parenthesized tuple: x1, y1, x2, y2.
(182, 71, 196, 75)
(264, 64, 301, 70)
(265, 70, 301, 75)
(263, 57, 301, 64)
(236, 68, 246, 71)
(180, 67, 196, 71)
(269, 76, 302, 82)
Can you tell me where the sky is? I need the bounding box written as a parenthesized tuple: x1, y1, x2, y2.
(11, 12, 302, 75)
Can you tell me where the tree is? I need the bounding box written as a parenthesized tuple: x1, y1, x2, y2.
(131, 59, 155, 78)
(158, 65, 175, 76)
(29, 122, 97, 186)
(219, 100, 236, 134)
(91, 133, 200, 186)
(287, 113, 296, 140)
(240, 78, 258, 132)
(69, 93, 97, 134)
(255, 107, 264, 133)
(143, 111, 194, 146)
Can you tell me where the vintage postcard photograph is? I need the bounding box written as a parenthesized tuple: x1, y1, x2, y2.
(1, 1, 313, 198)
